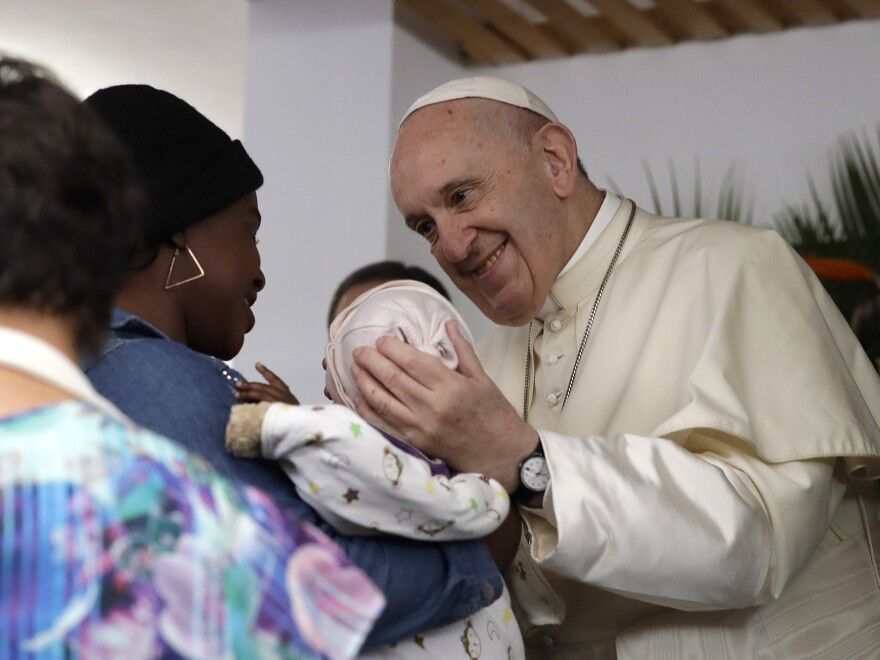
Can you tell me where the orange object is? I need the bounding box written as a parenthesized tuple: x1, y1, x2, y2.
(803, 256, 877, 282)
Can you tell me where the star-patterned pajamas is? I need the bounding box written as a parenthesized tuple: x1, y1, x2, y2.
(228, 401, 525, 659)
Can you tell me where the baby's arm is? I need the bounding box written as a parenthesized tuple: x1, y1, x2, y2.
(226, 402, 510, 540)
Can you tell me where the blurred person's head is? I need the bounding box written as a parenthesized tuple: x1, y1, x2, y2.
(0, 57, 143, 356)
(324, 279, 473, 409)
(328, 260, 450, 327)
(85, 85, 265, 360)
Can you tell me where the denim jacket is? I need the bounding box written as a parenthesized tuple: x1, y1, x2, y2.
(85, 309, 502, 647)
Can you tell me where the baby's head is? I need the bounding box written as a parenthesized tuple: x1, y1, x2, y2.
(324, 280, 475, 409)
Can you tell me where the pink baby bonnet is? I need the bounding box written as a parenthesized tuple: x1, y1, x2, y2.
(324, 280, 475, 409)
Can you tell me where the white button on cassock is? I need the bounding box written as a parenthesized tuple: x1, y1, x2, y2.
(549, 319, 562, 331)
(546, 392, 559, 406)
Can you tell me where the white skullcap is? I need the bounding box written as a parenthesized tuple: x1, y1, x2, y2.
(324, 280, 475, 409)
(399, 76, 558, 128)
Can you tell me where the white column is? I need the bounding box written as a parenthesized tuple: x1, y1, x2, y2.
(240, 0, 395, 402)
(385, 26, 495, 341)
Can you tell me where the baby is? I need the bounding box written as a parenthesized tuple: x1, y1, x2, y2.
(226, 280, 525, 659)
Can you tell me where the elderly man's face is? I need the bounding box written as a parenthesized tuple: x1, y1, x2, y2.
(390, 101, 568, 326)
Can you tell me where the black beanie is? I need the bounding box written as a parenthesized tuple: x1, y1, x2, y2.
(85, 84, 263, 247)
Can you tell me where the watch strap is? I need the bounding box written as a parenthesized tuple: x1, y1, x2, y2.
(514, 440, 548, 502)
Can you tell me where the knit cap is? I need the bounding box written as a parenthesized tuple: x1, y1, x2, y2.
(325, 280, 475, 409)
(85, 84, 263, 247)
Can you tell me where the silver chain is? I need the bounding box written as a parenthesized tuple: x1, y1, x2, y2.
(522, 322, 533, 420)
(523, 202, 636, 423)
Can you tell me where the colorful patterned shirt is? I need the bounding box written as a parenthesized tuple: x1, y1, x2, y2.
(0, 401, 384, 659)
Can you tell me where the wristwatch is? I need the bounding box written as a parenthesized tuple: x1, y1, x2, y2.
(514, 441, 550, 502)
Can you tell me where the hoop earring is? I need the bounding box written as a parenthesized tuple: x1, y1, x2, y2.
(164, 244, 205, 289)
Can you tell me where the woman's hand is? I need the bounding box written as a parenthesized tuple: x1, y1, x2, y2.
(235, 362, 299, 405)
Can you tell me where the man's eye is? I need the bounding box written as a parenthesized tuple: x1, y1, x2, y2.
(414, 219, 436, 238)
(452, 189, 471, 204)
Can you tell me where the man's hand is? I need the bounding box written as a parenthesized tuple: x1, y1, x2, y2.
(351, 320, 539, 492)
(235, 362, 299, 405)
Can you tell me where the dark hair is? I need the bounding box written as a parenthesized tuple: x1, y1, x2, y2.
(328, 260, 450, 326)
(0, 57, 144, 355)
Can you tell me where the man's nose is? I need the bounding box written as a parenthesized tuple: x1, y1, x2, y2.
(437, 221, 477, 264)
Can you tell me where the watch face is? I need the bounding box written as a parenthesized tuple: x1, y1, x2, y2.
(521, 456, 550, 491)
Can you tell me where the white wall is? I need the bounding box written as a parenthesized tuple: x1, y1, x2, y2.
(0, 0, 248, 137)
(479, 20, 880, 227)
(238, 0, 396, 402)
(385, 19, 880, 342)
(4, 4, 878, 401)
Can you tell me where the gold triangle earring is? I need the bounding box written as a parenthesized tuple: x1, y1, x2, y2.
(164, 244, 205, 289)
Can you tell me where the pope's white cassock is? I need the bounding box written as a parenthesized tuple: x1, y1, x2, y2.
(479, 192, 880, 659)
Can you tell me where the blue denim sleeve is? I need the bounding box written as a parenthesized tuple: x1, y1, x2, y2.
(86, 337, 503, 647)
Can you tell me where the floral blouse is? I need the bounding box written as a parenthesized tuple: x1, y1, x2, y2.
(0, 401, 384, 659)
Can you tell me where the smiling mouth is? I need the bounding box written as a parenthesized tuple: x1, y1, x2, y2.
(475, 241, 506, 276)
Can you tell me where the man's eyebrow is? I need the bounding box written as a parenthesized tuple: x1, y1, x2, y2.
(402, 176, 476, 227)
(438, 176, 473, 198)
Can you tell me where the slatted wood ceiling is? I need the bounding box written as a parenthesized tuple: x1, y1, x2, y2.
(395, 0, 880, 66)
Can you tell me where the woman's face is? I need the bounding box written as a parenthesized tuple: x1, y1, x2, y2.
(173, 191, 265, 360)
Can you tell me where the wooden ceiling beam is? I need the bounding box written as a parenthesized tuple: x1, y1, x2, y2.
(585, 0, 676, 47)
(398, 0, 871, 67)
(654, 0, 729, 40)
(522, 0, 621, 52)
(397, 0, 527, 65)
(834, 0, 880, 18)
(710, 0, 785, 32)
(774, 0, 839, 26)
(455, 0, 570, 59)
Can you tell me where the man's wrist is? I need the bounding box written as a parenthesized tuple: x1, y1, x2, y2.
(520, 492, 545, 509)
(513, 435, 549, 502)
(496, 427, 541, 495)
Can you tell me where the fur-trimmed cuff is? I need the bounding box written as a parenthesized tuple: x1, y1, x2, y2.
(225, 401, 272, 457)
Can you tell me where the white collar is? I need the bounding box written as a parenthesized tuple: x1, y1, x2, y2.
(0, 326, 128, 422)
(539, 190, 621, 316)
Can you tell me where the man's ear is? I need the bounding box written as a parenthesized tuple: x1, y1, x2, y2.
(535, 123, 579, 199)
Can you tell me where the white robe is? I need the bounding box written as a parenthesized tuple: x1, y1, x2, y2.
(479, 198, 880, 658)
